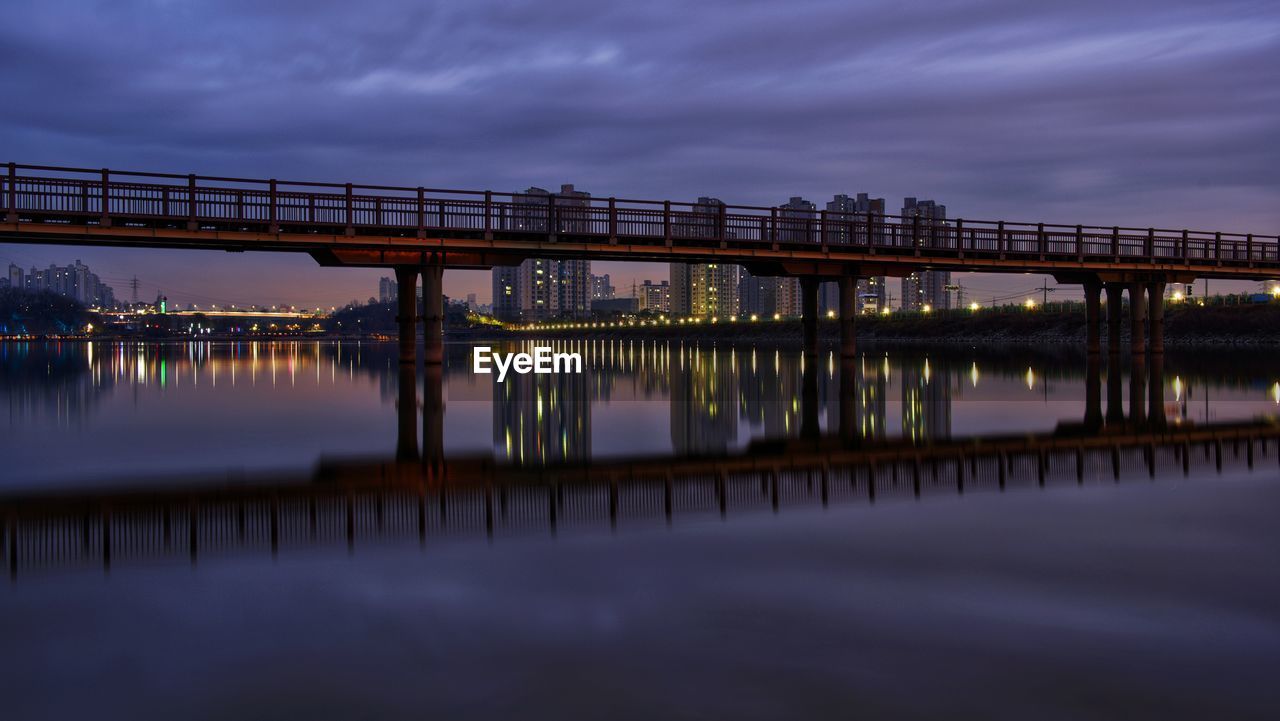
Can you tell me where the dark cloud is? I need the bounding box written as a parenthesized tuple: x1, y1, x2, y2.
(1, 0, 1277, 305)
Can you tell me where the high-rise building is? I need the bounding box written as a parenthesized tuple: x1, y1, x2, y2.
(465, 293, 477, 310)
(490, 185, 593, 322)
(670, 197, 742, 319)
(21, 260, 116, 307)
(900, 198, 951, 311)
(8, 263, 23, 290)
(826, 193, 889, 312)
(378, 276, 397, 303)
(671, 262, 740, 318)
(590, 273, 615, 300)
(636, 280, 671, 313)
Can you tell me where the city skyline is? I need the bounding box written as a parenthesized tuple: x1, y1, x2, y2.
(2, 0, 1275, 309)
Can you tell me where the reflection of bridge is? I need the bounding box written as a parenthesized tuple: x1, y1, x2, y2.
(4, 414, 1276, 578)
(5, 163, 1279, 366)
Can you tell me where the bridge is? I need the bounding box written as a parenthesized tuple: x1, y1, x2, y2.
(4, 163, 1279, 364)
(2, 418, 1276, 579)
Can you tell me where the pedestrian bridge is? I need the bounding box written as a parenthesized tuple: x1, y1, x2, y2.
(4, 162, 1276, 361)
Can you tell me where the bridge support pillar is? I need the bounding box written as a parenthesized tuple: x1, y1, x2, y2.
(395, 266, 419, 366)
(421, 261, 444, 366)
(1084, 280, 1102, 356)
(1105, 284, 1124, 354)
(800, 276, 820, 358)
(839, 275, 858, 358)
(1128, 283, 1146, 355)
(1147, 280, 1166, 356)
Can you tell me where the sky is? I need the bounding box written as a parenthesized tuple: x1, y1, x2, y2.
(2, 0, 1278, 308)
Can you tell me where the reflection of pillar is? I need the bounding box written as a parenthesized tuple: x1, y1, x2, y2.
(422, 261, 444, 366)
(800, 277, 820, 358)
(1106, 356, 1124, 425)
(396, 363, 419, 461)
(1084, 280, 1101, 355)
(1129, 354, 1147, 426)
(839, 358, 858, 443)
(1147, 280, 1165, 356)
(1129, 283, 1146, 355)
(839, 275, 858, 358)
(1148, 353, 1166, 428)
(395, 266, 419, 366)
(423, 363, 444, 471)
(1105, 284, 1124, 354)
(1085, 354, 1102, 430)
(800, 361, 820, 439)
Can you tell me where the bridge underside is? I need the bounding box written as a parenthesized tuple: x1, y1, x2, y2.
(0, 221, 1263, 282)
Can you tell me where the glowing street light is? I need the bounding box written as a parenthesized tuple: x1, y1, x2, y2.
(1024, 298, 1037, 310)
(968, 302, 980, 312)
(922, 304, 932, 314)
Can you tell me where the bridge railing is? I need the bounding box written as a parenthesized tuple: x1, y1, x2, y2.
(4, 162, 1278, 269)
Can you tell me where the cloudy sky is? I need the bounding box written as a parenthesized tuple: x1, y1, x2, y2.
(2, 0, 1277, 307)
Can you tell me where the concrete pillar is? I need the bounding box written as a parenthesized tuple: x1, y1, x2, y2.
(1105, 284, 1124, 354)
(1147, 280, 1166, 356)
(394, 266, 419, 366)
(396, 363, 419, 461)
(800, 277, 820, 358)
(1128, 283, 1146, 355)
(421, 261, 444, 366)
(1084, 281, 1102, 356)
(839, 275, 858, 359)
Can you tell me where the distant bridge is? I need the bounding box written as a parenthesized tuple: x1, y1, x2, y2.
(4, 163, 1279, 363)
(3, 420, 1276, 579)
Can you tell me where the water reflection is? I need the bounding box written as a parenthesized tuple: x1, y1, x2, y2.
(3, 340, 1279, 482)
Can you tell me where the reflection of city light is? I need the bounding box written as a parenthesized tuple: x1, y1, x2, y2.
(1025, 367, 1035, 390)
(923, 358, 931, 384)
(1174, 376, 1183, 402)
(970, 361, 979, 388)
(1273, 381, 1280, 404)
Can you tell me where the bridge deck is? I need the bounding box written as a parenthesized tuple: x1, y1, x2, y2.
(3, 163, 1277, 278)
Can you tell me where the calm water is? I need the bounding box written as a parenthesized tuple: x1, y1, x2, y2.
(2, 339, 1279, 719)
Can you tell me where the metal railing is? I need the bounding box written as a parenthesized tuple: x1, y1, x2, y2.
(4, 162, 1278, 268)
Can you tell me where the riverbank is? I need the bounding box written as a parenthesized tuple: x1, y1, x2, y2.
(501, 304, 1280, 346)
(5, 304, 1277, 345)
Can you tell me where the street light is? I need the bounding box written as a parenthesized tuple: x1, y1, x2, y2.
(968, 302, 980, 312)
(1024, 298, 1036, 310)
